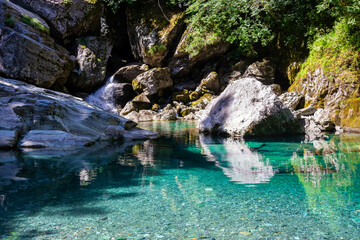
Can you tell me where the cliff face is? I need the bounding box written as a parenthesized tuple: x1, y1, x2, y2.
(289, 20, 360, 130)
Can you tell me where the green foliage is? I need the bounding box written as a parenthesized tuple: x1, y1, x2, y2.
(63, 0, 73, 5)
(21, 14, 50, 35)
(148, 44, 167, 56)
(185, 0, 273, 56)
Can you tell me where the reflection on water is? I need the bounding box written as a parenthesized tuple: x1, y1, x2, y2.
(199, 135, 275, 184)
(0, 121, 360, 239)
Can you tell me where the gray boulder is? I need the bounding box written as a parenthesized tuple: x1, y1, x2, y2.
(132, 68, 173, 96)
(279, 91, 305, 111)
(198, 77, 303, 137)
(16, 0, 102, 39)
(0, 0, 74, 89)
(196, 72, 220, 94)
(67, 36, 113, 92)
(113, 63, 149, 83)
(243, 60, 275, 85)
(0, 77, 156, 149)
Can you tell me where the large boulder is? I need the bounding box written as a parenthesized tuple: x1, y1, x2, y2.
(126, 0, 185, 67)
(279, 91, 305, 111)
(113, 63, 149, 83)
(0, 0, 74, 89)
(198, 77, 303, 137)
(67, 36, 113, 92)
(132, 67, 173, 96)
(16, 0, 102, 39)
(0, 77, 156, 149)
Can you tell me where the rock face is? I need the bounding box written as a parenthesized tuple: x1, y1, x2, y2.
(0, 0, 74, 89)
(132, 68, 173, 96)
(279, 91, 305, 111)
(243, 60, 275, 85)
(126, 0, 185, 67)
(198, 77, 303, 137)
(0, 77, 156, 149)
(67, 36, 113, 92)
(16, 0, 102, 39)
(169, 31, 230, 78)
(290, 68, 360, 130)
(113, 63, 149, 83)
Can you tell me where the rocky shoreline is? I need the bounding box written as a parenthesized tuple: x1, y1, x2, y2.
(0, 0, 357, 150)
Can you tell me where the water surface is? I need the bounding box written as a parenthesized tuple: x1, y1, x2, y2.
(1, 121, 360, 239)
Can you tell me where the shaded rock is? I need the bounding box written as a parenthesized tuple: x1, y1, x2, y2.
(169, 28, 230, 78)
(293, 105, 317, 119)
(113, 63, 149, 83)
(243, 60, 275, 85)
(67, 36, 112, 92)
(313, 109, 336, 132)
(124, 111, 139, 123)
(132, 68, 173, 96)
(126, 0, 185, 67)
(0, 130, 19, 148)
(139, 110, 157, 122)
(0, 0, 74, 89)
(189, 91, 199, 101)
(152, 103, 160, 112)
(302, 109, 336, 141)
(132, 93, 152, 110)
(279, 91, 305, 111)
(173, 81, 197, 91)
(160, 109, 177, 121)
(270, 84, 282, 96)
(17, 0, 102, 39)
(120, 101, 136, 116)
(0, 77, 155, 149)
(172, 89, 189, 103)
(112, 83, 136, 107)
(199, 78, 303, 137)
(196, 72, 220, 94)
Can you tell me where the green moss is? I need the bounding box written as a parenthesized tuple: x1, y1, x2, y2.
(63, 0, 73, 5)
(190, 93, 213, 107)
(340, 98, 360, 128)
(4, 14, 14, 28)
(132, 79, 142, 92)
(152, 104, 160, 112)
(189, 91, 199, 101)
(21, 14, 50, 35)
(148, 44, 167, 56)
(172, 89, 190, 103)
(180, 108, 191, 117)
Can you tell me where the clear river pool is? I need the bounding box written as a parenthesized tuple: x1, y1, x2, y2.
(1, 121, 360, 239)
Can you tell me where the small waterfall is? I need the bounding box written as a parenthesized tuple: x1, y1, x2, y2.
(86, 76, 119, 114)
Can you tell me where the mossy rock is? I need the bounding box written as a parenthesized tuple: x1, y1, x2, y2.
(152, 103, 160, 112)
(132, 79, 143, 92)
(340, 98, 360, 129)
(191, 93, 213, 107)
(172, 89, 190, 103)
(180, 108, 192, 117)
(189, 91, 199, 101)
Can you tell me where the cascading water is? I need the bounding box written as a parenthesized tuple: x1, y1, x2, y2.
(86, 76, 119, 114)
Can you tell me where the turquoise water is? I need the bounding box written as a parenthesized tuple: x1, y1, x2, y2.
(1, 121, 360, 239)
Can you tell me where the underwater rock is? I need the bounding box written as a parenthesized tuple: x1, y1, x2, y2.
(0, 77, 156, 149)
(198, 77, 303, 137)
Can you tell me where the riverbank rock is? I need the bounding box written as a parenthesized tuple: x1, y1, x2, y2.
(132, 67, 173, 96)
(198, 77, 303, 137)
(0, 0, 74, 89)
(0, 77, 156, 149)
(16, 0, 102, 39)
(67, 36, 113, 92)
(196, 72, 220, 94)
(279, 91, 305, 111)
(126, 0, 185, 67)
(113, 63, 149, 83)
(290, 67, 360, 130)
